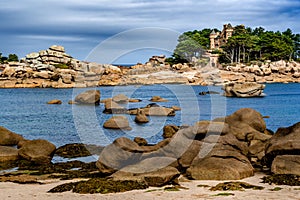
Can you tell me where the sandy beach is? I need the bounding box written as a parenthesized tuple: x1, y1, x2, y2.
(0, 173, 299, 200)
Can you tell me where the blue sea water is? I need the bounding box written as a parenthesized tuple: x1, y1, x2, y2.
(0, 83, 299, 148)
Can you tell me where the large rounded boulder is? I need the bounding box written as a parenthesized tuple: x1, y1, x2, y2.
(0, 146, 19, 165)
(103, 116, 132, 130)
(263, 122, 300, 175)
(0, 126, 24, 146)
(18, 139, 56, 165)
(186, 134, 253, 180)
(74, 90, 100, 105)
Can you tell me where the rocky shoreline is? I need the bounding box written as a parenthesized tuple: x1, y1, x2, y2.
(0, 46, 299, 88)
(1, 107, 299, 194)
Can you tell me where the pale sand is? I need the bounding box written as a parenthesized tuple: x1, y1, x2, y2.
(0, 173, 299, 200)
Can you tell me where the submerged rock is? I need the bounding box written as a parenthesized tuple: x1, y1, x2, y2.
(47, 99, 62, 104)
(150, 96, 168, 102)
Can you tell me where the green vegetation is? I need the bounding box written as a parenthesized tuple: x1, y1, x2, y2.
(48, 178, 148, 194)
(219, 26, 299, 63)
(210, 181, 264, 191)
(166, 29, 218, 64)
(269, 187, 282, 191)
(54, 63, 70, 69)
(0, 53, 19, 63)
(262, 174, 300, 186)
(168, 25, 299, 64)
(164, 186, 180, 191)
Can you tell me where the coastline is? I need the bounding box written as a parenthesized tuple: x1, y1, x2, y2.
(0, 64, 299, 89)
(0, 46, 299, 88)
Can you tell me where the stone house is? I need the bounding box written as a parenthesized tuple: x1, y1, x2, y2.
(209, 23, 234, 50)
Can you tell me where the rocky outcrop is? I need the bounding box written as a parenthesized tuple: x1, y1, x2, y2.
(223, 82, 265, 97)
(18, 139, 56, 164)
(129, 104, 176, 116)
(0, 146, 19, 163)
(262, 122, 300, 175)
(220, 60, 300, 84)
(1, 47, 299, 88)
(134, 109, 149, 123)
(0, 126, 24, 146)
(186, 134, 253, 180)
(112, 159, 180, 187)
(150, 96, 168, 102)
(47, 99, 62, 104)
(112, 94, 129, 104)
(103, 116, 132, 130)
(74, 90, 100, 105)
(103, 100, 128, 114)
(219, 108, 272, 166)
(96, 108, 278, 181)
(271, 155, 300, 176)
(0, 45, 117, 88)
(163, 125, 179, 139)
(133, 137, 148, 146)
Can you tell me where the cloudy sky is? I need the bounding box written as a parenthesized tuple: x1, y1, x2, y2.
(0, 0, 299, 64)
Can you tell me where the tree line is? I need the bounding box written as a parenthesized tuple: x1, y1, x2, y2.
(167, 25, 300, 64)
(0, 53, 19, 64)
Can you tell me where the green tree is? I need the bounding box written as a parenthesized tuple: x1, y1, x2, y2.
(7, 54, 19, 62)
(169, 28, 216, 63)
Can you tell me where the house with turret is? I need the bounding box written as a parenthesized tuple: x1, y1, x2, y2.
(209, 23, 234, 50)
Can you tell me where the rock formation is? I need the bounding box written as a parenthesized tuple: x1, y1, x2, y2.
(262, 122, 300, 175)
(103, 116, 132, 130)
(134, 109, 149, 123)
(18, 139, 56, 165)
(74, 90, 100, 105)
(47, 99, 62, 104)
(223, 82, 265, 97)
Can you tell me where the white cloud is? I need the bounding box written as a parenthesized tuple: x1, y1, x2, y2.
(0, 0, 299, 60)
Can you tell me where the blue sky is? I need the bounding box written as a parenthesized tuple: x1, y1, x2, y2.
(0, 0, 299, 64)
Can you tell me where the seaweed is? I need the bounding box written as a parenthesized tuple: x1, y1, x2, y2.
(262, 174, 300, 186)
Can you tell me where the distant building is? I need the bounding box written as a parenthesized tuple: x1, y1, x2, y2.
(209, 23, 234, 50)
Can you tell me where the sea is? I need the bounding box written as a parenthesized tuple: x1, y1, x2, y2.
(0, 83, 299, 148)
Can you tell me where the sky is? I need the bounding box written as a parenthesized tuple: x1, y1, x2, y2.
(0, 0, 300, 64)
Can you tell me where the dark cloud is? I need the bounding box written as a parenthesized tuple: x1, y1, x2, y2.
(0, 0, 299, 62)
